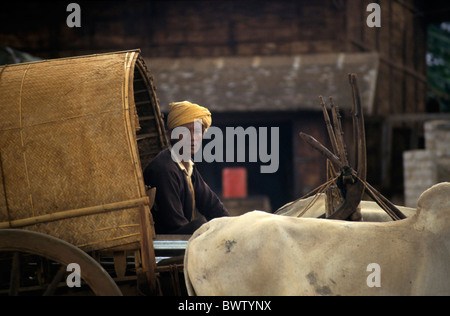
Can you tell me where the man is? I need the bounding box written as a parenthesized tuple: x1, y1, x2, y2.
(144, 101, 229, 234)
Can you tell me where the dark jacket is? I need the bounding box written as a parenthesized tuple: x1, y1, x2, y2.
(144, 148, 229, 234)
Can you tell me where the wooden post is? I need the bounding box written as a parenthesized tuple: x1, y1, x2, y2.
(137, 187, 157, 295)
(0, 197, 150, 229)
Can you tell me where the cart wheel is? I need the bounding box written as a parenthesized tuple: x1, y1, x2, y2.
(0, 229, 122, 296)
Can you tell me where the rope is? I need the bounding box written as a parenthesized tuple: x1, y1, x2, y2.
(296, 176, 339, 218)
(276, 176, 338, 216)
(357, 177, 401, 221)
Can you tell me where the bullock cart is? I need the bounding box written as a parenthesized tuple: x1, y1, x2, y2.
(0, 50, 186, 295)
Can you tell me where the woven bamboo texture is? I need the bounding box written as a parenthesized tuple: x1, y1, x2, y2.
(0, 50, 167, 252)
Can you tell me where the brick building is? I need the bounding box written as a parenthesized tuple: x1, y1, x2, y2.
(1, 0, 449, 209)
(404, 120, 450, 207)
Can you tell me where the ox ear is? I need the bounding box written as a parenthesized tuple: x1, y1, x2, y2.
(417, 182, 450, 216)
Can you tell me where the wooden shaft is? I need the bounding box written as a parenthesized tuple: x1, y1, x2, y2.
(330, 98, 349, 166)
(320, 96, 339, 156)
(299, 132, 343, 168)
(349, 73, 367, 182)
(0, 196, 150, 229)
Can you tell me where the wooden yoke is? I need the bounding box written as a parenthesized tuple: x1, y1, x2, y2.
(327, 74, 366, 220)
(299, 73, 406, 221)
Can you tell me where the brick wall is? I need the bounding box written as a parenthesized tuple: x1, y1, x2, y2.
(0, 0, 346, 59)
(1, 0, 428, 116)
(403, 120, 450, 207)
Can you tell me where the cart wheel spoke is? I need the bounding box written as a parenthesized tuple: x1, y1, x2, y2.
(8, 252, 20, 296)
(43, 264, 67, 296)
(0, 230, 122, 296)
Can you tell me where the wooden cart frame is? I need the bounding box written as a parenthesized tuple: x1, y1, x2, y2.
(0, 50, 186, 295)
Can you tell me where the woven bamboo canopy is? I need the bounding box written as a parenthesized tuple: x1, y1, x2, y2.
(0, 50, 168, 252)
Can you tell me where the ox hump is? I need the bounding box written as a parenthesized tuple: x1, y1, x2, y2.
(415, 182, 450, 233)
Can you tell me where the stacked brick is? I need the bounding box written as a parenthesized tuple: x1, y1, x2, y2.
(403, 120, 450, 207)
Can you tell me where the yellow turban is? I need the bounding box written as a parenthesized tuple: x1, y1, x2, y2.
(167, 101, 212, 131)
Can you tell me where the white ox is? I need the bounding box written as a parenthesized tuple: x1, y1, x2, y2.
(184, 183, 450, 296)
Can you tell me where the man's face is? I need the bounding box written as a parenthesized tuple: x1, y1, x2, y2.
(170, 120, 204, 155)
